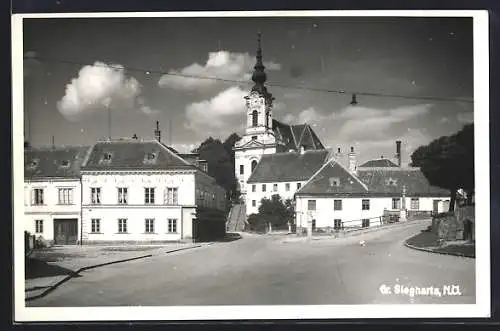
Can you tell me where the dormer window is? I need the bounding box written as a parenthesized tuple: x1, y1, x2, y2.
(59, 160, 70, 168)
(100, 152, 113, 164)
(29, 159, 39, 169)
(385, 178, 398, 186)
(144, 151, 158, 164)
(252, 136, 257, 140)
(329, 177, 340, 187)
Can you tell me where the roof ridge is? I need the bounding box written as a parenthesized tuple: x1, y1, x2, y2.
(295, 157, 332, 195)
(328, 158, 369, 191)
(154, 140, 192, 166)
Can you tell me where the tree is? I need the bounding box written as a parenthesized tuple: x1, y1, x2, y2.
(410, 123, 474, 211)
(192, 133, 241, 200)
(257, 194, 295, 232)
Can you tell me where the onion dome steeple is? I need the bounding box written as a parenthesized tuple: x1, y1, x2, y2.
(251, 32, 273, 102)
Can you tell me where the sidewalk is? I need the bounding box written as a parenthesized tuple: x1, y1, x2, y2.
(25, 242, 207, 301)
(404, 229, 475, 258)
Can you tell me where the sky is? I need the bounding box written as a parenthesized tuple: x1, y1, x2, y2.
(22, 15, 474, 165)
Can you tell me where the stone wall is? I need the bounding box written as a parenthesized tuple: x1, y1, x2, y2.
(432, 205, 475, 242)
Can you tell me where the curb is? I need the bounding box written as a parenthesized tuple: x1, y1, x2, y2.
(404, 241, 475, 259)
(25, 244, 204, 302)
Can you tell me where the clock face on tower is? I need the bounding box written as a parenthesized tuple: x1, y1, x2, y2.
(249, 94, 263, 108)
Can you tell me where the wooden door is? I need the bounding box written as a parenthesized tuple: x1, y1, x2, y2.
(53, 219, 78, 245)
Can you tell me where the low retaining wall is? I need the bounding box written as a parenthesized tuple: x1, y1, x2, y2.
(432, 205, 475, 242)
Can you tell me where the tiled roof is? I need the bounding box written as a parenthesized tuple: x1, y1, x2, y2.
(272, 119, 325, 151)
(296, 162, 450, 197)
(359, 158, 398, 168)
(81, 139, 196, 171)
(247, 149, 330, 183)
(296, 160, 369, 196)
(24, 146, 90, 179)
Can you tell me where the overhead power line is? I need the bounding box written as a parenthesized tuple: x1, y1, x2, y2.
(23, 56, 474, 104)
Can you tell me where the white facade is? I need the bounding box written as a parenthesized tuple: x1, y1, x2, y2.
(24, 178, 82, 243)
(295, 196, 451, 230)
(80, 170, 225, 243)
(245, 180, 306, 215)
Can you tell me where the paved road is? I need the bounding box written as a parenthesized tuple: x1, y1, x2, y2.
(27, 220, 475, 306)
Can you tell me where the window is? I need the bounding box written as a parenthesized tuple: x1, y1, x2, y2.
(252, 185, 256, 192)
(59, 160, 70, 167)
(145, 188, 155, 204)
(91, 219, 100, 233)
(329, 177, 340, 187)
(29, 159, 39, 169)
(32, 188, 44, 205)
(167, 219, 178, 233)
(392, 198, 401, 210)
(285, 183, 290, 191)
(240, 165, 244, 175)
(100, 152, 112, 164)
(308, 200, 316, 211)
(362, 199, 370, 210)
(91, 187, 101, 204)
(252, 136, 257, 140)
(334, 219, 342, 230)
(118, 187, 128, 204)
(362, 219, 370, 228)
(164, 187, 178, 205)
(145, 219, 155, 233)
(35, 220, 43, 233)
(118, 219, 127, 233)
(262, 184, 266, 192)
(252, 200, 256, 207)
(297, 183, 302, 190)
(251, 160, 258, 172)
(273, 183, 278, 192)
(252, 110, 258, 127)
(146, 152, 156, 161)
(334, 199, 342, 211)
(411, 198, 420, 210)
(57, 188, 74, 205)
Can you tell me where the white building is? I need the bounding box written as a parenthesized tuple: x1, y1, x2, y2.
(24, 147, 88, 244)
(295, 155, 451, 232)
(79, 137, 226, 244)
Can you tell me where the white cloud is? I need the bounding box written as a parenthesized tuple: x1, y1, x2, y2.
(24, 51, 43, 78)
(337, 104, 432, 141)
(137, 97, 160, 116)
(282, 107, 331, 124)
(185, 86, 247, 133)
(457, 111, 473, 123)
(57, 62, 142, 121)
(158, 50, 281, 91)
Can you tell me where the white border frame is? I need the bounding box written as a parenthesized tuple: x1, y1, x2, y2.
(12, 10, 490, 321)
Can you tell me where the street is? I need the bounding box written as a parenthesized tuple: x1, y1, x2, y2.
(27, 220, 475, 306)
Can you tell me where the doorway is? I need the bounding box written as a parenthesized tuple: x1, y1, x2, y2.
(53, 219, 78, 245)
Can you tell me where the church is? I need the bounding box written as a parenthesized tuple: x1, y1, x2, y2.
(230, 34, 451, 233)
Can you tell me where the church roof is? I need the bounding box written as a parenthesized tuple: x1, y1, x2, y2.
(24, 146, 90, 179)
(359, 158, 398, 168)
(81, 139, 197, 171)
(296, 161, 450, 197)
(272, 119, 325, 151)
(247, 149, 330, 183)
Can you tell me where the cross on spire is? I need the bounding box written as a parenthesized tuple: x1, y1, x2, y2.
(251, 31, 273, 102)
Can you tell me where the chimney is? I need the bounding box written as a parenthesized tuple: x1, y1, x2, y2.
(395, 140, 402, 167)
(154, 121, 161, 142)
(348, 146, 357, 174)
(132, 134, 138, 140)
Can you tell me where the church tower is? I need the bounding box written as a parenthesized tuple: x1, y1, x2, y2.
(234, 32, 279, 197)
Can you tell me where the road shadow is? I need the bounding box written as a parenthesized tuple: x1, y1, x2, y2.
(25, 258, 79, 280)
(195, 233, 243, 243)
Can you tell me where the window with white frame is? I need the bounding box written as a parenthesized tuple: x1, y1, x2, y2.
(35, 220, 43, 233)
(285, 183, 290, 191)
(297, 183, 302, 190)
(167, 219, 178, 233)
(145, 187, 155, 204)
(91, 219, 100, 233)
(308, 200, 316, 211)
(91, 187, 101, 204)
(118, 219, 127, 233)
(240, 165, 244, 175)
(362, 219, 370, 228)
(32, 188, 44, 205)
(164, 187, 178, 205)
(273, 183, 278, 192)
(252, 185, 256, 192)
(118, 187, 128, 204)
(362, 199, 370, 210)
(262, 184, 266, 192)
(58, 188, 74, 205)
(252, 200, 256, 207)
(145, 219, 155, 233)
(411, 198, 420, 210)
(334, 199, 342, 211)
(334, 219, 342, 230)
(392, 198, 401, 210)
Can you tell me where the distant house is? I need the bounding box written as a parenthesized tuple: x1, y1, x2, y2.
(79, 137, 226, 244)
(24, 146, 88, 245)
(295, 158, 451, 232)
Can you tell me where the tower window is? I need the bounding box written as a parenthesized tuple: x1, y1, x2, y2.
(252, 110, 258, 127)
(251, 160, 258, 172)
(240, 165, 244, 175)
